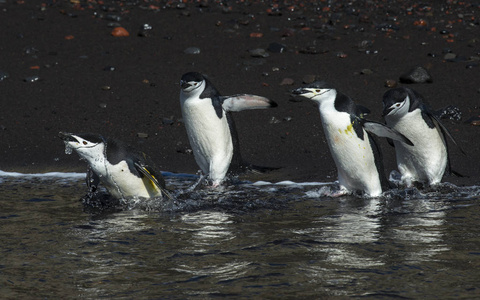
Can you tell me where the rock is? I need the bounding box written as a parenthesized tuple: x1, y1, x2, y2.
(184, 47, 200, 54)
(24, 76, 39, 83)
(302, 75, 317, 84)
(138, 23, 153, 37)
(399, 66, 432, 84)
(280, 78, 294, 85)
(111, 27, 129, 37)
(137, 132, 149, 138)
(444, 53, 457, 60)
(384, 79, 397, 88)
(249, 48, 269, 58)
(360, 68, 373, 75)
(0, 71, 9, 81)
(103, 66, 115, 71)
(267, 42, 287, 53)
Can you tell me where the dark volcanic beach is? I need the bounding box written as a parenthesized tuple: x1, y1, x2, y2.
(0, 0, 479, 185)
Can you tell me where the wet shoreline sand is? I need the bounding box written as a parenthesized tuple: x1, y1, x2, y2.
(0, 1, 479, 186)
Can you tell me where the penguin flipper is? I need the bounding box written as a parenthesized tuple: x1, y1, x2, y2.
(221, 94, 278, 112)
(363, 121, 414, 146)
(86, 166, 100, 194)
(430, 113, 467, 156)
(133, 162, 174, 200)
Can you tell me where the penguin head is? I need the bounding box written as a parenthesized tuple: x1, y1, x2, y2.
(291, 81, 337, 103)
(382, 87, 416, 118)
(59, 132, 106, 162)
(180, 72, 206, 97)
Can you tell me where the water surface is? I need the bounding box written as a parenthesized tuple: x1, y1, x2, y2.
(1, 172, 479, 298)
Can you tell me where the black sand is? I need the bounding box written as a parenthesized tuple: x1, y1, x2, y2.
(0, 1, 479, 185)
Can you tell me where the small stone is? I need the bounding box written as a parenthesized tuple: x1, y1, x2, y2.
(360, 68, 373, 75)
(302, 75, 317, 84)
(269, 117, 281, 124)
(105, 14, 121, 22)
(138, 23, 153, 37)
(444, 53, 457, 60)
(283, 116, 293, 122)
(103, 66, 115, 71)
(99, 103, 107, 108)
(465, 116, 480, 125)
(184, 47, 200, 54)
(280, 78, 294, 85)
(399, 66, 432, 84)
(137, 132, 149, 138)
(336, 52, 348, 58)
(249, 32, 263, 38)
(162, 117, 175, 125)
(111, 27, 129, 37)
(267, 42, 287, 53)
(24, 76, 39, 83)
(101, 86, 111, 90)
(249, 48, 269, 58)
(0, 71, 9, 81)
(384, 79, 397, 88)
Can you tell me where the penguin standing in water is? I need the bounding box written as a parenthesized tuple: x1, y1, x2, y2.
(59, 132, 171, 201)
(382, 87, 464, 186)
(292, 81, 413, 197)
(179, 72, 277, 187)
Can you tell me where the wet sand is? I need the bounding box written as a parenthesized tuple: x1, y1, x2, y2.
(0, 1, 478, 185)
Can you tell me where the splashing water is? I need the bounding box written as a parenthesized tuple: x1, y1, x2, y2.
(64, 142, 73, 155)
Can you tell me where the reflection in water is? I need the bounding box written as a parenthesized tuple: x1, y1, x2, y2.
(1, 174, 480, 299)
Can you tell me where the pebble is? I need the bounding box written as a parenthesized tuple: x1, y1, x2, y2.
(249, 48, 269, 58)
(137, 133, 149, 138)
(184, 47, 200, 54)
(465, 116, 480, 126)
(0, 71, 9, 81)
(162, 117, 175, 125)
(269, 117, 281, 124)
(444, 53, 456, 60)
(99, 103, 107, 108)
(399, 66, 432, 84)
(302, 75, 317, 84)
(360, 68, 373, 75)
(111, 27, 129, 37)
(267, 42, 287, 53)
(101, 85, 111, 90)
(280, 78, 294, 85)
(384, 79, 397, 88)
(138, 23, 153, 37)
(24, 76, 39, 83)
(103, 66, 115, 71)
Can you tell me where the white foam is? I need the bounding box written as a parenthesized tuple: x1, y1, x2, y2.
(0, 170, 85, 179)
(252, 180, 332, 186)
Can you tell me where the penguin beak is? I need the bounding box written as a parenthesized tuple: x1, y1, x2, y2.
(180, 80, 191, 89)
(291, 87, 308, 96)
(382, 107, 394, 117)
(58, 132, 77, 142)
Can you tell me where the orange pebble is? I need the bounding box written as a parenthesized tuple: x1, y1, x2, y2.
(111, 27, 129, 37)
(64, 35, 75, 40)
(249, 32, 263, 38)
(30, 65, 40, 70)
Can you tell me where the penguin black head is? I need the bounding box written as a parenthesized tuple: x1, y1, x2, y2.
(382, 87, 424, 118)
(180, 72, 206, 92)
(291, 81, 337, 101)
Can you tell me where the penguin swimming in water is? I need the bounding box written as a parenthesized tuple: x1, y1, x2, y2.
(292, 81, 413, 197)
(179, 72, 277, 187)
(382, 87, 464, 186)
(59, 132, 171, 201)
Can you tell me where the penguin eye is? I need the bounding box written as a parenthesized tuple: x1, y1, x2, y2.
(83, 141, 87, 145)
(395, 103, 401, 107)
(315, 89, 320, 93)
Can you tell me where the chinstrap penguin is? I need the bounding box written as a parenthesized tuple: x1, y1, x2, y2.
(179, 72, 277, 187)
(382, 87, 464, 186)
(59, 132, 171, 201)
(292, 81, 413, 197)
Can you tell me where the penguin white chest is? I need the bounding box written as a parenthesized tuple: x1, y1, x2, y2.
(320, 110, 382, 196)
(181, 98, 233, 181)
(387, 110, 447, 184)
(92, 160, 159, 199)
